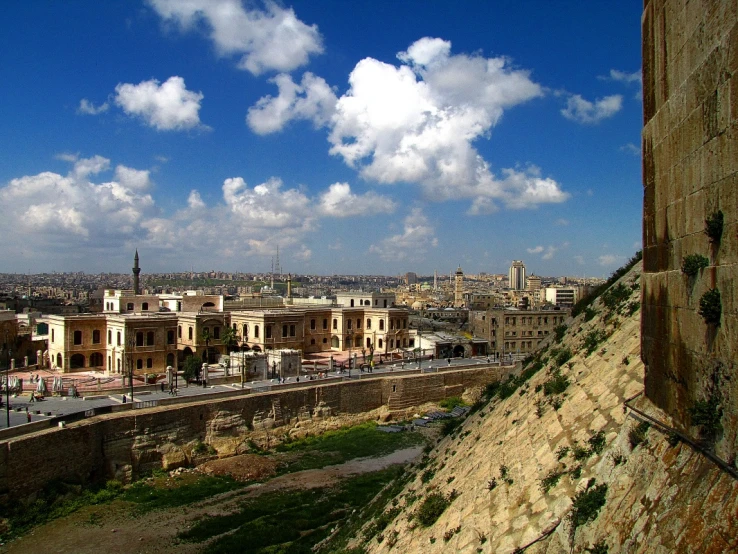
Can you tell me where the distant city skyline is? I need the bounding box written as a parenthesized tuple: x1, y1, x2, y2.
(0, 1, 642, 278)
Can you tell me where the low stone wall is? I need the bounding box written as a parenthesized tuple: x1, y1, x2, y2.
(0, 366, 504, 503)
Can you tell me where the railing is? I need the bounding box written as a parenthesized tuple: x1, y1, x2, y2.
(134, 399, 159, 409)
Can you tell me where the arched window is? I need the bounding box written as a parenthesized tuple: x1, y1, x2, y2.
(178, 326, 182, 339)
(51, 329, 55, 343)
(366, 319, 371, 330)
(108, 356, 112, 371)
(310, 319, 316, 330)
(379, 320, 385, 331)
(117, 331, 121, 346)
(254, 325, 260, 338)
(243, 324, 248, 338)
(347, 319, 352, 330)
(331, 336, 339, 348)
(323, 319, 328, 330)
(117, 358, 121, 373)
(146, 358, 153, 369)
(355, 337, 361, 347)
(89, 352, 103, 367)
(356, 318, 361, 329)
(70, 353, 85, 368)
(350, 299, 354, 307)
(282, 325, 288, 338)
(56, 353, 62, 368)
(167, 330, 175, 345)
(366, 338, 371, 348)
(333, 319, 338, 330)
(147, 331, 155, 345)
(188, 327, 193, 340)
(378, 338, 383, 348)
(108, 330, 112, 343)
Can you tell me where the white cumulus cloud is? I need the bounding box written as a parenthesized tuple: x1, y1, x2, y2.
(561, 94, 622, 124)
(598, 254, 622, 266)
(249, 38, 568, 212)
(527, 246, 544, 254)
(114, 76, 205, 131)
(148, 0, 323, 75)
(77, 98, 109, 115)
(317, 182, 397, 218)
(369, 208, 437, 262)
(247, 72, 337, 134)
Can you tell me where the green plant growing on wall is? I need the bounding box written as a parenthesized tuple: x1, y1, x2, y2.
(681, 254, 710, 276)
(698, 288, 721, 325)
(705, 210, 723, 242)
(569, 480, 608, 533)
(689, 395, 723, 444)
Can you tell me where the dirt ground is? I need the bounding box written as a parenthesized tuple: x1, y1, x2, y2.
(1, 446, 424, 554)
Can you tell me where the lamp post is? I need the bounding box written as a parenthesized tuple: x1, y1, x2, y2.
(4, 331, 10, 427)
(127, 336, 135, 409)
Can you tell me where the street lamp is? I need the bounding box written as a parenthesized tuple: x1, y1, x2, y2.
(4, 331, 10, 427)
(126, 335, 135, 409)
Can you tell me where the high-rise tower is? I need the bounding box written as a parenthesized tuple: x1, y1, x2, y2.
(132, 250, 141, 295)
(509, 260, 526, 291)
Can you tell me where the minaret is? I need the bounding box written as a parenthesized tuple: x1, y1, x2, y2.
(132, 250, 141, 295)
(433, 270, 438, 291)
(287, 273, 292, 299)
(454, 266, 464, 307)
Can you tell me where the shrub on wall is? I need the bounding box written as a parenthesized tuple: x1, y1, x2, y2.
(681, 254, 709, 276)
(705, 210, 724, 243)
(698, 289, 721, 325)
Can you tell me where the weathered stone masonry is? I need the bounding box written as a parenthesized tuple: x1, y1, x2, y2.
(0, 367, 502, 501)
(642, 0, 737, 461)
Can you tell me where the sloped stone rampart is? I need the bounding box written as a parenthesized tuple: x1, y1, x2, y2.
(362, 263, 738, 554)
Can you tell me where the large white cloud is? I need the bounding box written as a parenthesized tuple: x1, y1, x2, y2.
(0, 156, 155, 245)
(148, 0, 323, 75)
(561, 93, 622, 124)
(369, 208, 438, 262)
(250, 38, 569, 212)
(317, 182, 397, 218)
(114, 76, 205, 131)
(247, 72, 337, 134)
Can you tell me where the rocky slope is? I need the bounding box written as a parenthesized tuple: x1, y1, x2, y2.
(358, 261, 738, 553)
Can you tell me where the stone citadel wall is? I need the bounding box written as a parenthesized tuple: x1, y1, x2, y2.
(641, 0, 737, 461)
(0, 366, 504, 501)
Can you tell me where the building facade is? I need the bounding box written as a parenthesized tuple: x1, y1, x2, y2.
(509, 260, 527, 291)
(470, 307, 569, 358)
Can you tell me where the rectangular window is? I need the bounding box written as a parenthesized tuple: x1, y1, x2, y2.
(147, 331, 155, 346)
(73, 330, 82, 345)
(117, 331, 121, 346)
(290, 324, 295, 337)
(93, 330, 101, 344)
(266, 325, 272, 339)
(167, 330, 175, 345)
(282, 325, 288, 338)
(51, 329, 55, 343)
(310, 319, 316, 330)
(322, 319, 328, 330)
(214, 326, 220, 339)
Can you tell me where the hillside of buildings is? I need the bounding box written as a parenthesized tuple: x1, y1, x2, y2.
(341, 260, 738, 554)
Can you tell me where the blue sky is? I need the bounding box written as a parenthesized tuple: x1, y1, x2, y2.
(0, 1, 643, 278)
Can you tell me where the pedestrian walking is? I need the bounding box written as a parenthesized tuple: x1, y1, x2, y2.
(26, 410, 31, 423)
(122, 394, 127, 403)
(29, 391, 35, 403)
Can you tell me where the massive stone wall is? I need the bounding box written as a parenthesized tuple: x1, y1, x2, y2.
(641, 0, 737, 461)
(0, 367, 501, 501)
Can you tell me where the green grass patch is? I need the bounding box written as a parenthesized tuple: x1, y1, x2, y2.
(276, 422, 425, 473)
(179, 467, 403, 553)
(439, 396, 465, 411)
(414, 492, 452, 527)
(0, 480, 124, 542)
(122, 475, 243, 514)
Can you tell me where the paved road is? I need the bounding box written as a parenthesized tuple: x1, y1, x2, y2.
(0, 357, 512, 431)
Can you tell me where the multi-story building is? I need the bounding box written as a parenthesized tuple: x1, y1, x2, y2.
(470, 307, 569, 359)
(509, 260, 527, 291)
(544, 287, 578, 309)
